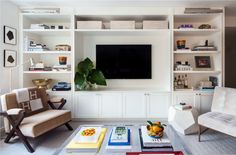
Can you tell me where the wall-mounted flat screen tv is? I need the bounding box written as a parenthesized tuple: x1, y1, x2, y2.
(96, 44, 152, 79)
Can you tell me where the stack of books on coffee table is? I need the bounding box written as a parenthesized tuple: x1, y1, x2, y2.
(139, 126, 173, 152)
(106, 126, 132, 150)
(66, 127, 107, 153)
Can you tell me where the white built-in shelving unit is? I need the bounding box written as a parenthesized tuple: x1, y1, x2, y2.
(19, 7, 224, 119)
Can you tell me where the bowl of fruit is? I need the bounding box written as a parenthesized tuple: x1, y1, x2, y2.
(146, 121, 165, 138)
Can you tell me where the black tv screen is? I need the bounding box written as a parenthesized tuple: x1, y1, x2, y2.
(96, 44, 152, 79)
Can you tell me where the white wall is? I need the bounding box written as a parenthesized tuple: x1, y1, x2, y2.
(0, 0, 19, 129)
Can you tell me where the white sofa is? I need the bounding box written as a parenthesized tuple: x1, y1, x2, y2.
(198, 86, 236, 141)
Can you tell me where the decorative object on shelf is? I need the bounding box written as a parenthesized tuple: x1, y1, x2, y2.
(146, 121, 165, 138)
(32, 78, 52, 89)
(4, 26, 16, 45)
(74, 57, 107, 90)
(59, 56, 67, 65)
(198, 24, 211, 29)
(175, 61, 192, 71)
(110, 21, 135, 29)
(195, 56, 211, 68)
(184, 8, 223, 14)
(143, 20, 169, 29)
(176, 40, 186, 49)
(28, 43, 50, 51)
(55, 44, 71, 51)
(192, 40, 217, 51)
(209, 76, 218, 87)
(77, 21, 103, 29)
(178, 24, 193, 29)
(174, 74, 189, 90)
(30, 24, 50, 29)
(52, 82, 71, 91)
(199, 80, 214, 90)
(4, 50, 17, 67)
(21, 8, 60, 14)
(52, 64, 71, 71)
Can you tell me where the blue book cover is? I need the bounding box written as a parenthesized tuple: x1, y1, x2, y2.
(108, 129, 130, 146)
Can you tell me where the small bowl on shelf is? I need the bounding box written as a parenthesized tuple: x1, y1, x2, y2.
(32, 78, 52, 89)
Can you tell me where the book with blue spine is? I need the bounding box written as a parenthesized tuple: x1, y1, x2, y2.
(108, 127, 131, 146)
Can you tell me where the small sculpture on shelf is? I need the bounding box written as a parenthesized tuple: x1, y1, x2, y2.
(32, 78, 52, 89)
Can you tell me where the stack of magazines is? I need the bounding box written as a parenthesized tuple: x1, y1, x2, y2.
(66, 127, 107, 153)
(106, 126, 131, 150)
(139, 126, 173, 152)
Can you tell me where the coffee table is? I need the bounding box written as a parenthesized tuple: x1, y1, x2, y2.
(54, 124, 190, 155)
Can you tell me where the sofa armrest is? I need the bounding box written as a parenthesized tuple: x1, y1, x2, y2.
(0, 108, 25, 116)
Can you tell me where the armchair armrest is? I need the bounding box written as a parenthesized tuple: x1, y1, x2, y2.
(0, 108, 25, 117)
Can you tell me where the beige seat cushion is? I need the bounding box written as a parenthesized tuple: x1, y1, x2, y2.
(198, 112, 236, 137)
(20, 110, 71, 138)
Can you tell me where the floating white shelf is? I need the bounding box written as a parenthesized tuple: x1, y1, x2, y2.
(173, 50, 219, 54)
(173, 71, 221, 74)
(173, 29, 220, 35)
(75, 29, 170, 35)
(23, 29, 72, 36)
(23, 71, 72, 74)
(23, 51, 71, 54)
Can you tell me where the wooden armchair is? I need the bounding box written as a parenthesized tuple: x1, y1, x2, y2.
(0, 87, 73, 153)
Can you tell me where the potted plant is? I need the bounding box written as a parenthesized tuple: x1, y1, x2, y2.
(74, 57, 107, 90)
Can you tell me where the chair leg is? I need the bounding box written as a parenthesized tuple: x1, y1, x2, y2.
(65, 122, 73, 131)
(198, 125, 201, 142)
(15, 127, 34, 153)
(4, 129, 16, 143)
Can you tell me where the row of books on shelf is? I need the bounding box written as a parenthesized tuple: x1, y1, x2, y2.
(66, 126, 173, 153)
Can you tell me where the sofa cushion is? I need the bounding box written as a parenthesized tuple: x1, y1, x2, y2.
(198, 112, 236, 137)
(212, 87, 236, 116)
(20, 110, 71, 138)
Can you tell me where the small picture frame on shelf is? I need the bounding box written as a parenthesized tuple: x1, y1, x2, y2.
(4, 50, 17, 67)
(4, 26, 17, 45)
(195, 56, 211, 68)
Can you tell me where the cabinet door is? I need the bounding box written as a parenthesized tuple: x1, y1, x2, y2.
(100, 93, 123, 118)
(74, 93, 99, 118)
(199, 93, 213, 114)
(147, 93, 171, 118)
(173, 92, 196, 107)
(123, 93, 146, 118)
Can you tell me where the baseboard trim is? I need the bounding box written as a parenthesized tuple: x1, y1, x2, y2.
(72, 118, 168, 122)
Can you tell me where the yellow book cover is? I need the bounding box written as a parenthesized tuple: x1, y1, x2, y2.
(66, 128, 107, 151)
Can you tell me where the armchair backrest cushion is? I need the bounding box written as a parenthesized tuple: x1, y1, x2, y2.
(211, 86, 236, 116)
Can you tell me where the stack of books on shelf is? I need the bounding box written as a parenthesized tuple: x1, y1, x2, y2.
(28, 44, 50, 51)
(106, 126, 131, 150)
(52, 64, 71, 71)
(66, 127, 107, 153)
(175, 103, 192, 110)
(139, 126, 173, 152)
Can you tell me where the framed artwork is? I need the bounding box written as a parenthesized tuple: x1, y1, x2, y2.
(195, 56, 211, 68)
(4, 26, 17, 45)
(4, 50, 17, 67)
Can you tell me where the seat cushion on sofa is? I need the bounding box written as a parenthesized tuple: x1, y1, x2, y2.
(198, 112, 236, 137)
(20, 110, 71, 137)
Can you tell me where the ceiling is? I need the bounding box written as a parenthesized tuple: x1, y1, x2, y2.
(8, 0, 236, 16)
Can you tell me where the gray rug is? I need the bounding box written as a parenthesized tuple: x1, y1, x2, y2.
(1, 121, 236, 155)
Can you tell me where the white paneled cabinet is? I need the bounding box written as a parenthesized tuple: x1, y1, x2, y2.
(173, 92, 213, 114)
(74, 93, 99, 118)
(147, 93, 171, 118)
(100, 93, 123, 118)
(73, 91, 171, 119)
(123, 93, 146, 118)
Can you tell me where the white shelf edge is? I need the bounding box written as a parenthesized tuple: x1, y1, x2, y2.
(75, 29, 170, 32)
(173, 50, 219, 54)
(23, 71, 72, 74)
(173, 28, 220, 32)
(23, 29, 72, 32)
(23, 51, 71, 54)
(173, 71, 221, 74)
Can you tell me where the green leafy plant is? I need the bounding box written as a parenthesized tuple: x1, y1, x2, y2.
(74, 58, 107, 90)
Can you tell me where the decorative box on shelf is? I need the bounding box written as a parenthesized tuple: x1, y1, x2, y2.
(143, 20, 169, 29)
(110, 21, 135, 29)
(77, 21, 103, 29)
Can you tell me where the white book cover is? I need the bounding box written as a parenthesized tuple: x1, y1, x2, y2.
(141, 126, 171, 144)
(110, 127, 128, 143)
(73, 127, 102, 143)
(106, 145, 132, 150)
